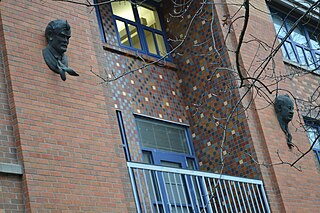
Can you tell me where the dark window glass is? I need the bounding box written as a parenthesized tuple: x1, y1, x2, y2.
(136, 117, 190, 154)
(305, 122, 320, 165)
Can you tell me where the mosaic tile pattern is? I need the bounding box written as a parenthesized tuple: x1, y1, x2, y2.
(97, 0, 260, 179)
(99, 47, 188, 161)
(97, 1, 118, 45)
(163, 1, 260, 179)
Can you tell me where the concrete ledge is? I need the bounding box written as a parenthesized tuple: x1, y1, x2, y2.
(0, 162, 23, 175)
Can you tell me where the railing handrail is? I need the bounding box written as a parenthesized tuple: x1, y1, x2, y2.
(127, 161, 263, 185)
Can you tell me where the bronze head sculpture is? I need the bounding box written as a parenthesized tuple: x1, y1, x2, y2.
(43, 20, 79, 81)
(274, 94, 294, 148)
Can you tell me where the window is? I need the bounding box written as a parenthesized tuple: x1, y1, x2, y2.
(136, 116, 200, 212)
(136, 116, 196, 167)
(270, 9, 320, 72)
(110, 1, 169, 58)
(305, 120, 320, 165)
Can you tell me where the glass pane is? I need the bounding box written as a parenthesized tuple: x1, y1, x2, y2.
(142, 151, 153, 164)
(284, 41, 298, 62)
(155, 34, 167, 56)
(306, 126, 320, 150)
(128, 24, 141, 49)
(136, 118, 190, 154)
(156, 125, 171, 149)
(116, 20, 130, 46)
(279, 39, 289, 59)
(308, 31, 320, 50)
(144, 30, 157, 55)
(315, 53, 320, 66)
(111, 1, 135, 21)
(271, 14, 287, 37)
(287, 20, 308, 46)
(187, 158, 195, 169)
(137, 5, 161, 30)
(137, 120, 156, 147)
(305, 50, 315, 69)
(296, 46, 307, 66)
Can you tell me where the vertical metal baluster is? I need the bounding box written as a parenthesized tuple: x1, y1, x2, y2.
(255, 184, 265, 213)
(190, 175, 202, 212)
(219, 179, 229, 213)
(148, 170, 160, 213)
(142, 169, 154, 213)
(241, 182, 252, 213)
(222, 180, 233, 213)
(155, 171, 167, 213)
(178, 174, 191, 213)
(173, 173, 184, 213)
(195, 176, 207, 212)
(251, 184, 261, 213)
(227, 181, 238, 212)
(259, 184, 271, 213)
(136, 169, 147, 212)
(213, 179, 224, 212)
(246, 183, 257, 213)
(167, 172, 178, 212)
(201, 176, 213, 213)
(244, 183, 257, 213)
(184, 174, 197, 212)
(128, 167, 142, 213)
(207, 177, 219, 212)
(233, 182, 243, 213)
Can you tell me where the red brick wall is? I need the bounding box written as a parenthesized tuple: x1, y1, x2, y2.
(0, 174, 25, 212)
(0, 1, 134, 212)
(215, 0, 320, 212)
(0, 13, 25, 213)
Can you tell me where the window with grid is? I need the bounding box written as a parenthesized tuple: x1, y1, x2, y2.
(110, 0, 169, 58)
(270, 9, 320, 72)
(305, 121, 320, 165)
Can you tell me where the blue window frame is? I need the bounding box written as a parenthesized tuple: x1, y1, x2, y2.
(270, 8, 320, 72)
(305, 120, 320, 165)
(135, 116, 196, 167)
(109, 1, 170, 59)
(135, 116, 205, 212)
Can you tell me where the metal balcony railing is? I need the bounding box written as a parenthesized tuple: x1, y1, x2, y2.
(127, 162, 270, 213)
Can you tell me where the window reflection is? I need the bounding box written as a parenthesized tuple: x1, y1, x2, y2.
(137, 5, 161, 30)
(287, 20, 308, 47)
(128, 24, 142, 50)
(144, 30, 157, 55)
(284, 41, 298, 62)
(272, 15, 287, 37)
(308, 31, 320, 50)
(155, 34, 167, 56)
(111, 1, 135, 21)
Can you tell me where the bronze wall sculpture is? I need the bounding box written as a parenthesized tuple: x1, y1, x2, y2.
(43, 20, 79, 81)
(274, 94, 294, 148)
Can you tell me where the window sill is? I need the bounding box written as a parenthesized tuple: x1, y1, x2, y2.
(0, 162, 23, 175)
(283, 59, 320, 76)
(102, 43, 178, 70)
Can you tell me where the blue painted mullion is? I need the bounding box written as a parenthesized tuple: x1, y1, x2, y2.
(282, 16, 302, 63)
(304, 27, 319, 67)
(132, 4, 148, 53)
(93, 0, 106, 42)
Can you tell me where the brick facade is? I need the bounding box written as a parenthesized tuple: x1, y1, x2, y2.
(0, 0, 319, 212)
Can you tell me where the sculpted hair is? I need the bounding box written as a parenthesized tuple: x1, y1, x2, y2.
(45, 20, 70, 43)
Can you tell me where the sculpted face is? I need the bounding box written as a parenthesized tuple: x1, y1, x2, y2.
(280, 100, 294, 123)
(275, 95, 294, 123)
(50, 29, 71, 55)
